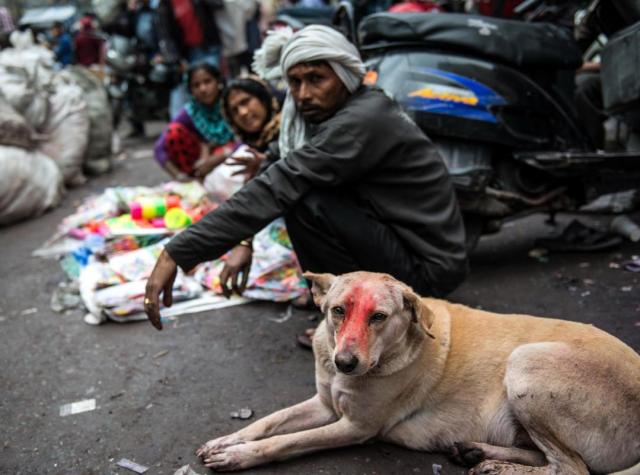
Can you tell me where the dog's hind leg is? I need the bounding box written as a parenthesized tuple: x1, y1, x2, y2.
(451, 442, 546, 467)
(196, 394, 337, 457)
(504, 341, 640, 475)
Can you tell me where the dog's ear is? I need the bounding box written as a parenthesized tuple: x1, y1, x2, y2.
(403, 289, 435, 339)
(303, 272, 336, 310)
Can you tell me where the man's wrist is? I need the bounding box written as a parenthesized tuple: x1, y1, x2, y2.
(238, 239, 253, 249)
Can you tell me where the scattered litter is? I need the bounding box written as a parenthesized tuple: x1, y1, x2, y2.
(83, 312, 104, 326)
(116, 458, 148, 474)
(174, 465, 203, 475)
(528, 248, 548, 263)
(230, 408, 253, 420)
(152, 350, 169, 359)
(579, 262, 590, 268)
(583, 279, 594, 285)
(145, 403, 153, 410)
(50, 281, 82, 313)
(624, 257, 640, 273)
(609, 215, 640, 242)
(20, 308, 37, 315)
(59, 398, 96, 416)
(621, 286, 633, 292)
(432, 463, 442, 475)
(609, 262, 621, 269)
(109, 391, 125, 400)
(580, 291, 591, 297)
(269, 304, 293, 323)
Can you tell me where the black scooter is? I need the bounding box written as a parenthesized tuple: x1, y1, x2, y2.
(333, 0, 640, 248)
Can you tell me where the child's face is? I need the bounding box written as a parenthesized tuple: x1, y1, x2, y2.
(227, 89, 268, 134)
(190, 69, 220, 107)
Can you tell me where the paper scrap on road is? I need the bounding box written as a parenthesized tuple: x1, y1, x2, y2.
(59, 398, 96, 416)
(116, 458, 149, 473)
(174, 465, 203, 475)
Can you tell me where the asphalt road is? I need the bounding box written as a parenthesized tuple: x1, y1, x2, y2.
(1, 136, 639, 475)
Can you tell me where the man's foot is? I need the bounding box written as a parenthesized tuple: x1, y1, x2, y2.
(296, 327, 316, 350)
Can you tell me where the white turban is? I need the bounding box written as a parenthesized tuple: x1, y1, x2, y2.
(253, 25, 365, 158)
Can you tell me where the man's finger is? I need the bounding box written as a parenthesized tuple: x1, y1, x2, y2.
(162, 268, 177, 307)
(239, 266, 249, 294)
(144, 288, 163, 331)
(230, 168, 248, 177)
(219, 266, 231, 298)
(232, 269, 242, 296)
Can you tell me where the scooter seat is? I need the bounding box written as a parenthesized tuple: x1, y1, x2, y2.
(358, 12, 583, 70)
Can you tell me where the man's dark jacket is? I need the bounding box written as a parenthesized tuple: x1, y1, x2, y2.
(166, 86, 468, 294)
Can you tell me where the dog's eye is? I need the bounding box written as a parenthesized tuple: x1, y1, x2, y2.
(369, 312, 387, 324)
(331, 306, 345, 318)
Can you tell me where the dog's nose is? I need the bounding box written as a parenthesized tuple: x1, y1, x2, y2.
(334, 352, 359, 374)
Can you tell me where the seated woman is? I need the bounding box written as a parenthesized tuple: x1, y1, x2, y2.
(154, 62, 235, 181)
(222, 76, 281, 153)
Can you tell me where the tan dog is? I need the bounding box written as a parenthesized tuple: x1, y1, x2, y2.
(196, 271, 640, 474)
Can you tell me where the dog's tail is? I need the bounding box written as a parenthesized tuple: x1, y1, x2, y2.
(610, 461, 640, 475)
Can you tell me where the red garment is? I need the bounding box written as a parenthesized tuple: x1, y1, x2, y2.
(388, 1, 441, 13)
(165, 122, 202, 174)
(474, 0, 523, 18)
(74, 31, 103, 66)
(170, 0, 204, 48)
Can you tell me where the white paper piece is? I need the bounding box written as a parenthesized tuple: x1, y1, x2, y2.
(116, 458, 149, 473)
(59, 398, 96, 416)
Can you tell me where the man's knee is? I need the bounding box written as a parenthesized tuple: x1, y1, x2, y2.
(286, 189, 343, 228)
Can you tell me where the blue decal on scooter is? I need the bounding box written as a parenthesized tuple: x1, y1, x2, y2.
(404, 68, 506, 123)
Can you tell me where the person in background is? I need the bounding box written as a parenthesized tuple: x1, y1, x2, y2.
(221, 76, 281, 154)
(74, 16, 104, 67)
(214, 0, 259, 77)
(50, 21, 73, 67)
(154, 61, 235, 181)
(155, 0, 225, 118)
(0, 7, 15, 49)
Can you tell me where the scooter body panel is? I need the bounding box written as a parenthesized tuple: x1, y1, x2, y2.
(363, 47, 588, 151)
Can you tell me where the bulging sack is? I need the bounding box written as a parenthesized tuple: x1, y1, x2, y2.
(0, 94, 34, 150)
(0, 146, 64, 225)
(39, 83, 90, 186)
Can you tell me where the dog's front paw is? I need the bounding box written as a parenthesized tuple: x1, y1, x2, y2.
(196, 434, 244, 458)
(450, 442, 486, 467)
(202, 441, 265, 471)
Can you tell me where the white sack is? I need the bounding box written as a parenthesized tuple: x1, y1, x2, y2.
(54, 66, 113, 170)
(39, 83, 90, 186)
(0, 93, 34, 150)
(0, 146, 64, 225)
(0, 44, 55, 131)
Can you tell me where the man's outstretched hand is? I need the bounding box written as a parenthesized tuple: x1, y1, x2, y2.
(144, 250, 178, 331)
(219, 244, 253, 298)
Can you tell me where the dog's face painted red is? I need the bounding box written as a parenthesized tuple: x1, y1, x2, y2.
(305, 271, 433, 376)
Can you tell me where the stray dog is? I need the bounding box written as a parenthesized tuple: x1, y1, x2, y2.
(196, 271, 640, 474)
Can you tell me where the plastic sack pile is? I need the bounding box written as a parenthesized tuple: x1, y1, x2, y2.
(0, 30, 113, 226)
(38, 181, 308, 324)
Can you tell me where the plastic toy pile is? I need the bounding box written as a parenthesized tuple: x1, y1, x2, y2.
(36, 181, 309, 325)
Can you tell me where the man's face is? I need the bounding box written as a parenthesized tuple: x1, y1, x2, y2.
(287, 62, 350, 123)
